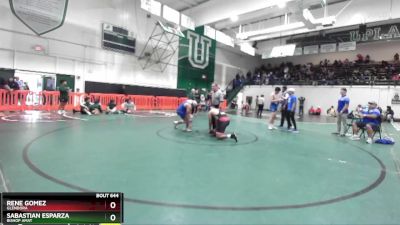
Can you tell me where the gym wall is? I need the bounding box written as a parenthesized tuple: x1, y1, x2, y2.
(85, 81, 186, 97)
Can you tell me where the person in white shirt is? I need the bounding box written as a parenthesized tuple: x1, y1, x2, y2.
(199, 94, 206, 111)
(208, 83, 224, 133)
(256, 95, 265, 118)
(121, 98, 136, 114)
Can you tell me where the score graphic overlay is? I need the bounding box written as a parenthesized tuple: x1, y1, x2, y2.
(1, 192, 123, 224)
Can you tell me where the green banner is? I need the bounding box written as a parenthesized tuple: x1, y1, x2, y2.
(177, 26, 216, 92)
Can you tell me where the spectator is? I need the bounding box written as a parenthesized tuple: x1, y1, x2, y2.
(327, 106, 337, 117)
(73, 97, 100, 115)
(356, 54, 364, 64)
(24, 82, 30, 90)
(384, 106, 394, 122)
(0, 78, 11, 91)
(365, 55, 370, 64)
(91, 99, 103, 113)
(199, 94, 206, 111)
(237, 54, 400, 86)
(240, 74, 246, 84)
(344, 58, 350, 66)
(298, 96, 305, 117)
(7, 77, 19, 90)
(189, 88, 196, 100)
(356, 104, 364, 113)
(121, 98, 136, 114)
(309, 106, 315, 115)
(350, 101, 381, 144)
(394, 53, 399, 62)
(15, 77, 24, 90)
(241, 101, 250, 115)
(106, 100, 119, 114)
(315, 106, 322, 115)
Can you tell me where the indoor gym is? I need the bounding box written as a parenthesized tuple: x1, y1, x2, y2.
(1, 0, 400, 225)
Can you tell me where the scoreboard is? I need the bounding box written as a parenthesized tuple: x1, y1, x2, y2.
(0, 192, 123, 225)
(102, 23, 136, 55)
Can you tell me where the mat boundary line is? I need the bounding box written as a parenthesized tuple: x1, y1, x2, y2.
(0, 161, 10, 192)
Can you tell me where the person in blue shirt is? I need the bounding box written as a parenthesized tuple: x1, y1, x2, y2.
(174, 100, 197, 132)
(350, 101, 381, 144)
(286, 88, 298, 133)
(333, 88, 350, 136)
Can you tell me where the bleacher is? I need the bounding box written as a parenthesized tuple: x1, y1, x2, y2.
(232, 58, 400, 87)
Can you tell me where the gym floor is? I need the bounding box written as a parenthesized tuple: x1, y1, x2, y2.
(0, 110, 400, 225)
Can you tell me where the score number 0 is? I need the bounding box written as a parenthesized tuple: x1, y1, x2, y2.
(109, 201, 117, 222)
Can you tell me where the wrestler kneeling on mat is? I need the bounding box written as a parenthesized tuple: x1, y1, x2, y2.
(174, 99, 198, 132)
(209, 109, 238, 142)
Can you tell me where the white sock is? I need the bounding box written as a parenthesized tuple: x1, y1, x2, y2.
(227, 134, 231, 138)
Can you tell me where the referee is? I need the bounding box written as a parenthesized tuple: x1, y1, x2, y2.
(208, 83, 224, 132)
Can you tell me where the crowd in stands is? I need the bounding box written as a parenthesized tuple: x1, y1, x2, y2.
(231, 53, 400, 88)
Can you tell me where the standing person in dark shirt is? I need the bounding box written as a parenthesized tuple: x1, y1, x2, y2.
(58, 80, 70, 115)
(7, 77, 19, 90)
(279, 86, 289, 128)
(0, 78, 11, 91)
(298, 96, 305, 117)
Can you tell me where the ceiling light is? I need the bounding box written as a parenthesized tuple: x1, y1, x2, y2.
(230, 15, 239, 22)
(277, 2, 286, 9)
(249, 28, 309, 41)
(236, 22, 305, 39)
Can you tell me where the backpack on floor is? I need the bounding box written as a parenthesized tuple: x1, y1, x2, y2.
(375, 137, 395, 145)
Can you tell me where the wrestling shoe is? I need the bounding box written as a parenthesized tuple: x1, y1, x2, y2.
(173, 121, 179, 129)
(289, 128, 299, 133)
(350, 135, 360, 141)
(230, 133, 238, 142)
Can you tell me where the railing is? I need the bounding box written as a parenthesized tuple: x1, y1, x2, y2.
(225, 79, 246, 104)
(0, 90, 227, 111)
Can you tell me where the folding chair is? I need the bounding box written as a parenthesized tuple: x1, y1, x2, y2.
(344, 111, 359, 136)
(360, 116, 382, 139)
